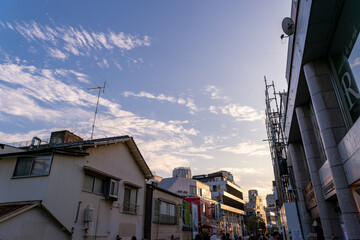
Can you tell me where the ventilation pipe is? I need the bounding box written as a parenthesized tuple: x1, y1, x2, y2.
(29, 136, 41, 149)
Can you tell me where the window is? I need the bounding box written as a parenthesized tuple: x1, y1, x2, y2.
(83, 173, 105, 194)
(159, 201, 177, 224)
(83, 172, 119, 200)
(13, 155, 52, 177)
(190, 185, 196, 195)
(123, 186, 137, 214)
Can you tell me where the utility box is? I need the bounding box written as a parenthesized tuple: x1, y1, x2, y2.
(84, 207, 94, 222)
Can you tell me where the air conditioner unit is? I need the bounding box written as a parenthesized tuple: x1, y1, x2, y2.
(105, 178, 119, 201)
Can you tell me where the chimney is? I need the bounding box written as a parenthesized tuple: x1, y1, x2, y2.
(50, 130, 83, 144)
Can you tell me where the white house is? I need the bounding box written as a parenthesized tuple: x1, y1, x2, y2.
(0, 130, 153, 240)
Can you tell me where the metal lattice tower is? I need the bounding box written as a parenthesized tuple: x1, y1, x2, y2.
(264, 76, 293, 208)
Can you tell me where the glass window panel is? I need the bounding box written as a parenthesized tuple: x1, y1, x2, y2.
(160, 201, 167, 214)
(94, 177, 104, 194)
(124, 188, 131, 202)
(110, 180, 119, 196)
(14, 157, 33, 176)
(83, 174, 94, 191)
(130, 188, 137, 204)
(170, 204, 176, 216)
(31, 155, 52, 176)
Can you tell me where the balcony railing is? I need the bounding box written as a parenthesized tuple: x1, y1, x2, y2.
(122, 202, 138, 214)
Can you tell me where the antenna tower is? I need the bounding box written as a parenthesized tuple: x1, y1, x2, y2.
(264, 76, 293, 207)
(88, 81, 106, 140)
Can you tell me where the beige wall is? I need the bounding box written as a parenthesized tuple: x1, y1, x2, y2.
(72, 143, 147, 240)
(0, 207, 69, 240)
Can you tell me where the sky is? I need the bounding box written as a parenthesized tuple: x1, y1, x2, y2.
(0, 0, 290, 201)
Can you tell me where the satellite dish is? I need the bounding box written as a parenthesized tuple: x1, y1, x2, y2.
(282, 17, 295, 36)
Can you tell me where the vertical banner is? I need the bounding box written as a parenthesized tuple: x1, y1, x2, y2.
(192, 203, 199, 237)
(184, 202, 191, 226)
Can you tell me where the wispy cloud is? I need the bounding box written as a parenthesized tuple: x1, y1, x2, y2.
(0, 21, 151, 58)
(0, 59, 200, 176)
(205, 85, 229, 100)
(220, 141, 269, 157)
(123, 91, 200, 113)
(209, 103, 264, 121)
(350, 57, 360, 68)
(48, 47, 67, 60)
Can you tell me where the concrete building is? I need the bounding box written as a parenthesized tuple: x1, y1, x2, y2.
(0, 130, 153, 240)
(193, 171, 245, 237)
(283, 0, 360, 239)
(245, 190, 267, 227)
(173, 167, 192, 179)
(158, 174, 219, 237)
(265, 194, 278, 230)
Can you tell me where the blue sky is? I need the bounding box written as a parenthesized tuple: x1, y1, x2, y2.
(0, 0, 290, 200)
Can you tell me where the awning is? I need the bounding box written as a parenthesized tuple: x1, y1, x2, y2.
(202, 224, 222, 230)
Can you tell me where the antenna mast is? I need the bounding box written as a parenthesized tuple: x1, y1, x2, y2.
(88, 81, 106, 140)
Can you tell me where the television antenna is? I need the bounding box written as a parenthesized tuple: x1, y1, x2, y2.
(88, 81, 106, 140)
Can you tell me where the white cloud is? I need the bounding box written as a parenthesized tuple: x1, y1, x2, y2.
(0, 60, 201, 177)
(0, 21, 151, 58)
(350, 57, 360, 68)
(48, 47, 67, 60)
(205, 85, 229, 101)
(97, 58, 109, 68)
(123, 91, 200, 113)
(210, 103, 264, 121)
(220, 141, 270, 157)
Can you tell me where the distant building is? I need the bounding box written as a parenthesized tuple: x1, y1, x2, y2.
(265, 194, 277, 229)
(193, 171, 244, 237)
(245, 190, 267, 227)
(158, 174, 219, 237)
(173, 167, 192, 179)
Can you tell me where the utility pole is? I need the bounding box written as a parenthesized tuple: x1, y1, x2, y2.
(88, 81, 106, 140)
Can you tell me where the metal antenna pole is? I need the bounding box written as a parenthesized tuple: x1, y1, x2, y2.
(89, 81, 106, 140)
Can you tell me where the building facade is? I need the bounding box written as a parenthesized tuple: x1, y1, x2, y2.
(0, 130, 153, 240)
(193, 171, 245, 237)
(144, 183, 191, 240)
(283, 0, 360, 239)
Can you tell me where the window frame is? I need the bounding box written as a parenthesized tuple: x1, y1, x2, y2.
(82, 171, 120, 201)
(158, 200, 178, 225)
(83, 172, 106, 195)
(123, 185, 138, 214)
(12, 154, 53, 178)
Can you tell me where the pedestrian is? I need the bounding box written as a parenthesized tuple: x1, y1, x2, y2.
(131, 236, 137, 240)
(226, 233, 231, 240)
(234, 232, 238, 240)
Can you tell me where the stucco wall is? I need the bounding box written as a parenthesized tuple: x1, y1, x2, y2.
(0, 207, 69, 240)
